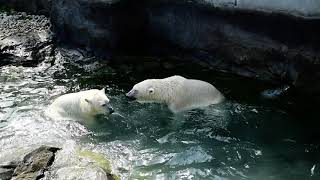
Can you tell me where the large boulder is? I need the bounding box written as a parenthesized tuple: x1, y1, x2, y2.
(0, 146, 60, 180)
(46, 141, 119, 180)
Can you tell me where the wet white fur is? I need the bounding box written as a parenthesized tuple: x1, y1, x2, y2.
(131, 75, 225, 113)
(46, 89, 110, 120)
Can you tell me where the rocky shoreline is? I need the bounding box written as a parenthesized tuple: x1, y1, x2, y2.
(0, 145, 119, 180)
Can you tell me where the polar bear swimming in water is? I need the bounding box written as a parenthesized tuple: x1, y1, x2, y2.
(126, 75, 224, 113)
(46, 88, 114, 121)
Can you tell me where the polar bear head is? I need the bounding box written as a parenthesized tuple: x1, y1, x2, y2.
(126, 79, 172, 104)
(82, 88, 114, 116)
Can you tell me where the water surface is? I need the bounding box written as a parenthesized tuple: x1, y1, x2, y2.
(1, 48, 319, 179)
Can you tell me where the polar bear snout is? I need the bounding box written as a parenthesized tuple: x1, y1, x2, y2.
(126, 89, 137, 101)
(102, 103, 114, 114)
(108, 106, 115, 114)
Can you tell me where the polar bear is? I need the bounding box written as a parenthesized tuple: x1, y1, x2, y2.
(126, 75, 224, 113)
(46, 88, 114, 121)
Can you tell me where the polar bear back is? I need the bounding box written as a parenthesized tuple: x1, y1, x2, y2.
(47, 92, 86, 119)
(168, 78, 225, 112)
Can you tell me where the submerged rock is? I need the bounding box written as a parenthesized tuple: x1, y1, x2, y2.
(0, 12, 54, 66)
(261, 85, 290, 99)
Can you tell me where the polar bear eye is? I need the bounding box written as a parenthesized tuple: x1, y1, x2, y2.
(148, 88, 154, 94)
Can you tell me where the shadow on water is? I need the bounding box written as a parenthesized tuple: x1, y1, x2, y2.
(1, 52, 320, 179)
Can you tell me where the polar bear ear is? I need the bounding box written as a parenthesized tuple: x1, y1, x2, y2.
(101, 88, 106, 94)
(147, 87, 154, 94)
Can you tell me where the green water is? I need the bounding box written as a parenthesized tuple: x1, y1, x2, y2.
(0, 50, 319, 179)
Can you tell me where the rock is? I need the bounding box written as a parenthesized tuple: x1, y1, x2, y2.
(145, 2, 320, 94)
(0, 146, 60, 180)
(50, 0, 147, 55)
(0, 12, 54, 66)
(261, 85, 291, 99)
(77, 150, 120, 180)
(0, 161, 19, 180)
(2, 0, 320, 18)
(3, 0, 319, 94)
(11, 146, 60, 180)
(0, 0, 51, 15)
(0, 167, 15, 180)
(48, 0, 320, 94)
(46, 141, 119, 180)
(191, 0, 320, 18)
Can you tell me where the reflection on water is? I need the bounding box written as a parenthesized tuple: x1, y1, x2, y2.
(1, 48, 320, 179)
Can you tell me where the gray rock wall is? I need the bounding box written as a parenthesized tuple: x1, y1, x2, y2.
(1, 0, 320, 94)
(0, 12, 54, 66)
(196, 0, 320, 18)
(145, 3, 320, 94)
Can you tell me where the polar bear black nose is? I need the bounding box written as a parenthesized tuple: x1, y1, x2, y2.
(108, 107, 114, 114)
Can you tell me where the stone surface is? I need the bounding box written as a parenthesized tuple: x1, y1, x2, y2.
(2, 0, 320, 18)
(192, 0, 320, 18)
(145, 2, 320, 94)
(0, 146, 60, 180)
(1, 0, 319, 95)
(46, 141, 118, 180)
(11, 146, 60, 180)
(0, 0, 51, 15)
(0, 167, 15, 180)
(0, 12, 54, 66)
(50, 0, 146, 54)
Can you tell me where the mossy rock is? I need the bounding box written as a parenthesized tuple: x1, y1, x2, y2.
(78, 150, 120, 180)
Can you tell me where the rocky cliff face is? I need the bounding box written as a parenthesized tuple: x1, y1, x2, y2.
(1, 0, 320, 95)
(50, 0, 147, 54)
(195, 0, 320, 18)
(0, 12, 54, 66)
(145, 2, 320, 94)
